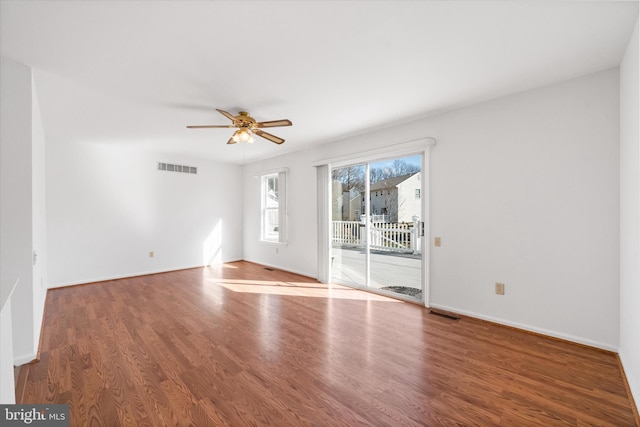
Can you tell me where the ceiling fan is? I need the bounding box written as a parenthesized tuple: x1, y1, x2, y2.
(187, 109, 292, 145)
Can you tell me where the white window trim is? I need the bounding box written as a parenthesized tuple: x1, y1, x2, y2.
(312, 137, 436, 168)
(259, 168, 288, 245)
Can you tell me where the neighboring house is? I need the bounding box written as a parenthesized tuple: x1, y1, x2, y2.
(367, 173, 420, 223)
(332, 181, 361, 221)
(396, 173, 421, 223)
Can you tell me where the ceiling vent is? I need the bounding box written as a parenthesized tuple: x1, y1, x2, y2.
(158, 162, 197, 174)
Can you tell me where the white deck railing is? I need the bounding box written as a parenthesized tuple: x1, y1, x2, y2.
(370, 222, 412, 252)
(332, 220, 421, 254)
(332, 221, 363, 246)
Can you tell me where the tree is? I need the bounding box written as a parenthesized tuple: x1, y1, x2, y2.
(369, 167, 386, 183)
(370, 160, 419, 183)
(332, 160, 418, 187)
(331, 165, 365, 191)
(391, 159, 419, 177)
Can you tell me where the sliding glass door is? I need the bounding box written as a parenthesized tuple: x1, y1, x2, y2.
(330, 163, 366, 287)
(330, 155, 424, 301)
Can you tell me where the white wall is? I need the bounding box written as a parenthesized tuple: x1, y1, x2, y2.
(244, 151, 320, 278)
(0, 57, 39, 368)
(619, 17, 640, 409)
(244, 68, 621, 350)
(0, 58, 33, 361)
(430, 69, 620, 350)
(31, 75, 48, 356)
(0, 58, 31, 311)
(46, 142, 243, 287)
(0, 299, 15, 403)
(0, 56, 48, 401)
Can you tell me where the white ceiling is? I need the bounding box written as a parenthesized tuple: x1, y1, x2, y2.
(1, 1, 637, 164)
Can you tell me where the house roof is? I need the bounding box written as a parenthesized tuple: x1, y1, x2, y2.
(370, 173, 418, 191)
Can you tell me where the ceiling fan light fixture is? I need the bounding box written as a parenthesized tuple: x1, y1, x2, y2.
(234, 128, 254, 143)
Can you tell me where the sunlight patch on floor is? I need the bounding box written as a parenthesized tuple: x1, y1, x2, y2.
(205, 278, 401, 302)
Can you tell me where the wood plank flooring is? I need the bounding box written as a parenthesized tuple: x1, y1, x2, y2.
(18, 261, 637, 426)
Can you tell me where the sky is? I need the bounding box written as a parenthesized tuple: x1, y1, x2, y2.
(370, 154, 421, 171)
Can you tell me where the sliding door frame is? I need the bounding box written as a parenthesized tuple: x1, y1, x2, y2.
(314, 137, 436, 308)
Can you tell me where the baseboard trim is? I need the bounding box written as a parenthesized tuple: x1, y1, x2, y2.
(429, 303, 618, 353)
(34, 290, 48, 363)
(13, 291, 49, 403)
(13, 352, 37, 366)
(13, 361, 34, 404)
(618, 352, 640, 426)
(47, 260, 241, 289)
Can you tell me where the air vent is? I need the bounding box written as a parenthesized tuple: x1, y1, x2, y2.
(158, 163, 197, 174)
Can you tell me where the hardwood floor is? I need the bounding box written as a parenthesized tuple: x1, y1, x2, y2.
(18, 261, 637, 426)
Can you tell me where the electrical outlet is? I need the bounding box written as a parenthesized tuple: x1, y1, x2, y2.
(495, 282, 505, 295)
(434, 237, 441, 247)
(149, 251, 154, 258)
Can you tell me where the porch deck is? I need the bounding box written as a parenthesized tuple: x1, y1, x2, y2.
(331, 246, 422, 297)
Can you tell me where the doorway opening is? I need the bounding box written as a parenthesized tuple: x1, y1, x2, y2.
(330, 154, 424, 302)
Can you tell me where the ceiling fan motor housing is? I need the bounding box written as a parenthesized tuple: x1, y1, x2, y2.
(236, 112, 257, 129)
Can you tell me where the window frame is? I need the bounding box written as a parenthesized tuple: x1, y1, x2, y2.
(259, 168, 288, 244)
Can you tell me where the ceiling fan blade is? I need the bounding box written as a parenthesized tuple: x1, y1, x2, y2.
(254, 129, 285, 145)
(186, 125, 234, 129)
(256, 119, 292, 128)
(216, 109, 237, 122)
(227, 130, 241, 144)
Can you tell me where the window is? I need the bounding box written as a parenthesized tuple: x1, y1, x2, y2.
(261, 170, 287, 243)
(415, 189, 421, 199)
